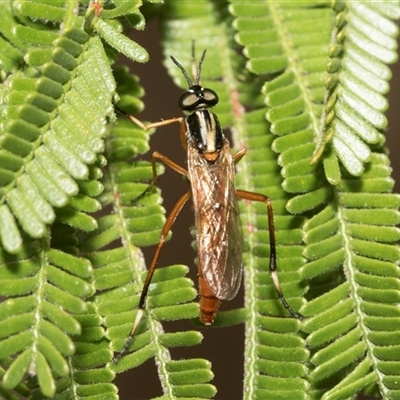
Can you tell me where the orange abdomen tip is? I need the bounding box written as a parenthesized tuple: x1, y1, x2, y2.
(199, 275, 220, 325)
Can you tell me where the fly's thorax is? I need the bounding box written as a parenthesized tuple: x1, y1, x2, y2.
(186, 110, 224, 154)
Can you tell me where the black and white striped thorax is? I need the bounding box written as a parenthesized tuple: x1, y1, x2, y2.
(186, 110, 224, 154)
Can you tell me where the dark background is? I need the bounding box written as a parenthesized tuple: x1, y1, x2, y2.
(114, 17, 400, 400)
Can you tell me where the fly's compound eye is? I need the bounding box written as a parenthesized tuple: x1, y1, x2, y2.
(178, 86, 219, 111)
(203, 88, 219, 105)
(178, 92, 199, 111)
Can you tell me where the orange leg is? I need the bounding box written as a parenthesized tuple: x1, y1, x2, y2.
(113, 189, 192, 363)
(132, 151, 188, 203)
(236, 189, 302, 320)
(127, 114, 187, 151)
(233, 147, 247, 164)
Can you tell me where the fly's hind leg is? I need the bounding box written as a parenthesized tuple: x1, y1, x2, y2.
(236, 189, 303, 320)
(113, 189, 192, 363)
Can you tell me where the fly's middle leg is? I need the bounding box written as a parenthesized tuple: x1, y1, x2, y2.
(132, 151, 188, 203)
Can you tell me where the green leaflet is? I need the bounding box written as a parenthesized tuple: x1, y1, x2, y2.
(14, 1, 66, 23)
(95, 19, 148, 63)
(0, 23, 115, 251)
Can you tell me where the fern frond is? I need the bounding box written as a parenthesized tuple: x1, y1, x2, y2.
(0, 4, 116, 252)
(0, 0, 148, 253)
(311, 1, 400, 181)
(231, 0, 400, 399)
(232, 1, 333, 213)
(0, 235, 94, 397)
(0, 2, 151, 398)
(301, 154, 400, 399)
(229, 1, 330, 398)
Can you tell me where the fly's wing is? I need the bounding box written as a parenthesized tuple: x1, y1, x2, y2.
(187, 140, 242, 300)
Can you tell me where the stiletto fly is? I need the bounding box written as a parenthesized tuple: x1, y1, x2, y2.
(113, 48, 302, 363)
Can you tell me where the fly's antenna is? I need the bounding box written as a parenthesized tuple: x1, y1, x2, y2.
(170, 55, 193, 87)
(190, 40, 197, 80)
(195, 49, 207, 85)
(170, 48, 207, 88)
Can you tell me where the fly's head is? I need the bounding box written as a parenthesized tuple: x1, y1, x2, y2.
(178, 85, 218, 112)
(170, 49, 219, 112)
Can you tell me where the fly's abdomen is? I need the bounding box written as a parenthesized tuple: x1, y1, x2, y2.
(198, 269, 220, 324)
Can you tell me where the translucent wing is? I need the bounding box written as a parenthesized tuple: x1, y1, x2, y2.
(187, 138, 242, 300)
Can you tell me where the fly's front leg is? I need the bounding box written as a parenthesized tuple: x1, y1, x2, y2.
(127, 114, 184, 131)
(236, 189, 303, 320)
(113, 189, 192, 363)
(122, 113, 186, 202)
(128, 115, 187, 151)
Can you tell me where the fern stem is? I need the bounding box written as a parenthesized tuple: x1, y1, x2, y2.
(32, 236, 50, 373)
(203, 19, 262, 398)
(232, 95, 258, 400)
(312, 10, 340, 164)
(109, 168, 145, 281)
(269, 2, 321, 139)
(64, 0, 79, 28)
(336, 197, 384, 396)
(149, 319, 173, 397)
(225, 56, 259, 400)
(67, 357, 79, 399)
(242, 241, 258, 400)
